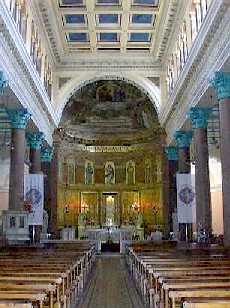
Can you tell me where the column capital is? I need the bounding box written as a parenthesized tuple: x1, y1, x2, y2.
(188, 107, 212, 129)
(174, 130, 193, 148)
(210, 71, 230, 100)
(26, 132, 44, 150)
(165, 146, 178, 161)
(7, 108, 31, 129)
(0, 71, 8, 95)
(41, 146, 53, 162)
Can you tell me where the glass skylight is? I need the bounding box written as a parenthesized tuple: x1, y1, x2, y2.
(98, 14, 119, 24)
(67, 32, 88, 42)
(131, 14, 153, 24)
(98, 33, 118, 42)
(60, 0, 84, 6)
(132, 0, 158, 6)
(97, 0, 120, 5)
(64, 14, 86, 24)
(129, 32, 151, 42)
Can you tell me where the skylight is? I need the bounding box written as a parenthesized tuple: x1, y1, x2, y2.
(64, 14, 86, 24)
(129, 32, 151, 42)
(60, 0, 84, 6)
(67, 32, 88, 42)
(132, 0, 158, 6)
(98, 33, 119, 42)
(131, 14, 153, 24)
(98, 14, 119, 24)
(96, 0, 120, 5)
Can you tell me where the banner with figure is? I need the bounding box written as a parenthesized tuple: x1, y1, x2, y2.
(176, 173, 196, 223)
(24, 174, 44, 225)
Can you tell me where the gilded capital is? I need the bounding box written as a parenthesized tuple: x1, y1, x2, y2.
(165, 146, 178, 161)
(7, 108, 31, 129)
(188, 107, 212, 129)
(41, 146, 53, 162)
(26, 132, 44, 150)
(174, 130, 193, 148)
(210, 71, 230, 100)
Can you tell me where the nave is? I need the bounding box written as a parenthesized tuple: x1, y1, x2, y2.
(78, 255, 143, 308)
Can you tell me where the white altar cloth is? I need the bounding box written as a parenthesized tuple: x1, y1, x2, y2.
(85, 227, 133, 243)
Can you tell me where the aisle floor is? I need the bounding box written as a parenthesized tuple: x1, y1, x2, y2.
(78, 254, 144, 308)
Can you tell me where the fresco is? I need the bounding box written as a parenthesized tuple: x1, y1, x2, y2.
(60, 80, 158, 132)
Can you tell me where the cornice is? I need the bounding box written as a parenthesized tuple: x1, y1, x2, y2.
(55, 57, 162, 74)
(36, 0, 63, 64)
(162, 0, 190, 63)
(162, 1, 230, 144)
(28, 0, 57, 67)
(152, 0, 183, 61)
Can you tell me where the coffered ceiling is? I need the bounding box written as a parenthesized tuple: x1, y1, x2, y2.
(35, 0, 181, 64)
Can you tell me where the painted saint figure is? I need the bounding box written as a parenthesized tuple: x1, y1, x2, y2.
(105, 162, 115, 184)
(145, 159, 152, 184)
(85, 161, 94, 185)
(126, 161, 135, 185)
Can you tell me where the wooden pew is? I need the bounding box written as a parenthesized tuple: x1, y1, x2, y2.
(0, 241, 96, 308)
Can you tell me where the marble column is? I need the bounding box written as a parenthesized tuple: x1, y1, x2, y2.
(174, 130, 193, 241)
(211, 71, 230, 246)
(164, 146, 178, 236)
(188, 107, 212, 233)
(26, 132, 44, 173)
(7, 109, 31, 210)
(41, 146, 53, 231)
(174, 131, 192, 173)
(3, 108, 31, 242)
(50, 134, 61, 237)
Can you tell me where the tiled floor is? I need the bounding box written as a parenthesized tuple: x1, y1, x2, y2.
(78, 254, 144, 308)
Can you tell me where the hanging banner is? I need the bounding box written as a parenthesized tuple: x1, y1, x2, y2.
(24, 174, 44, 225)
(176, 173, 196, 223)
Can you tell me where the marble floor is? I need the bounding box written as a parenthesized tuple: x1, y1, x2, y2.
(78, 254, 144, 308)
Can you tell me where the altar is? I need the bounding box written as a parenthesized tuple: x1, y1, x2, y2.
(85, 226, 134, 252)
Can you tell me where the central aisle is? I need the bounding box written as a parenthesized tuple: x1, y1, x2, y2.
(78, 255, 143, 308)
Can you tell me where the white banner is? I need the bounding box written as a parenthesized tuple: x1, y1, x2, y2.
(177, 173, 196, 223)
(24, 174, 44, 225)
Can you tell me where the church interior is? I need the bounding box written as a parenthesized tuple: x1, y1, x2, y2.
(0, 0, 230, 307)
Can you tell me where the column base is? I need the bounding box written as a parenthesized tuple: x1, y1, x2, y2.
(2, 210, 30, 244)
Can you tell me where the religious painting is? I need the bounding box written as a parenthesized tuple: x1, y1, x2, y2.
(145, 159, 152, 184)
(85, 160, 94, 185)
(126, 161, 135, 185)
(81, 192, 98, 225)
(105, 161, 115, 184)
(67, 159, 75, 185)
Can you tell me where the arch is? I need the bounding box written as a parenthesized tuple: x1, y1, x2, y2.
(55, 72, 161, 124)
